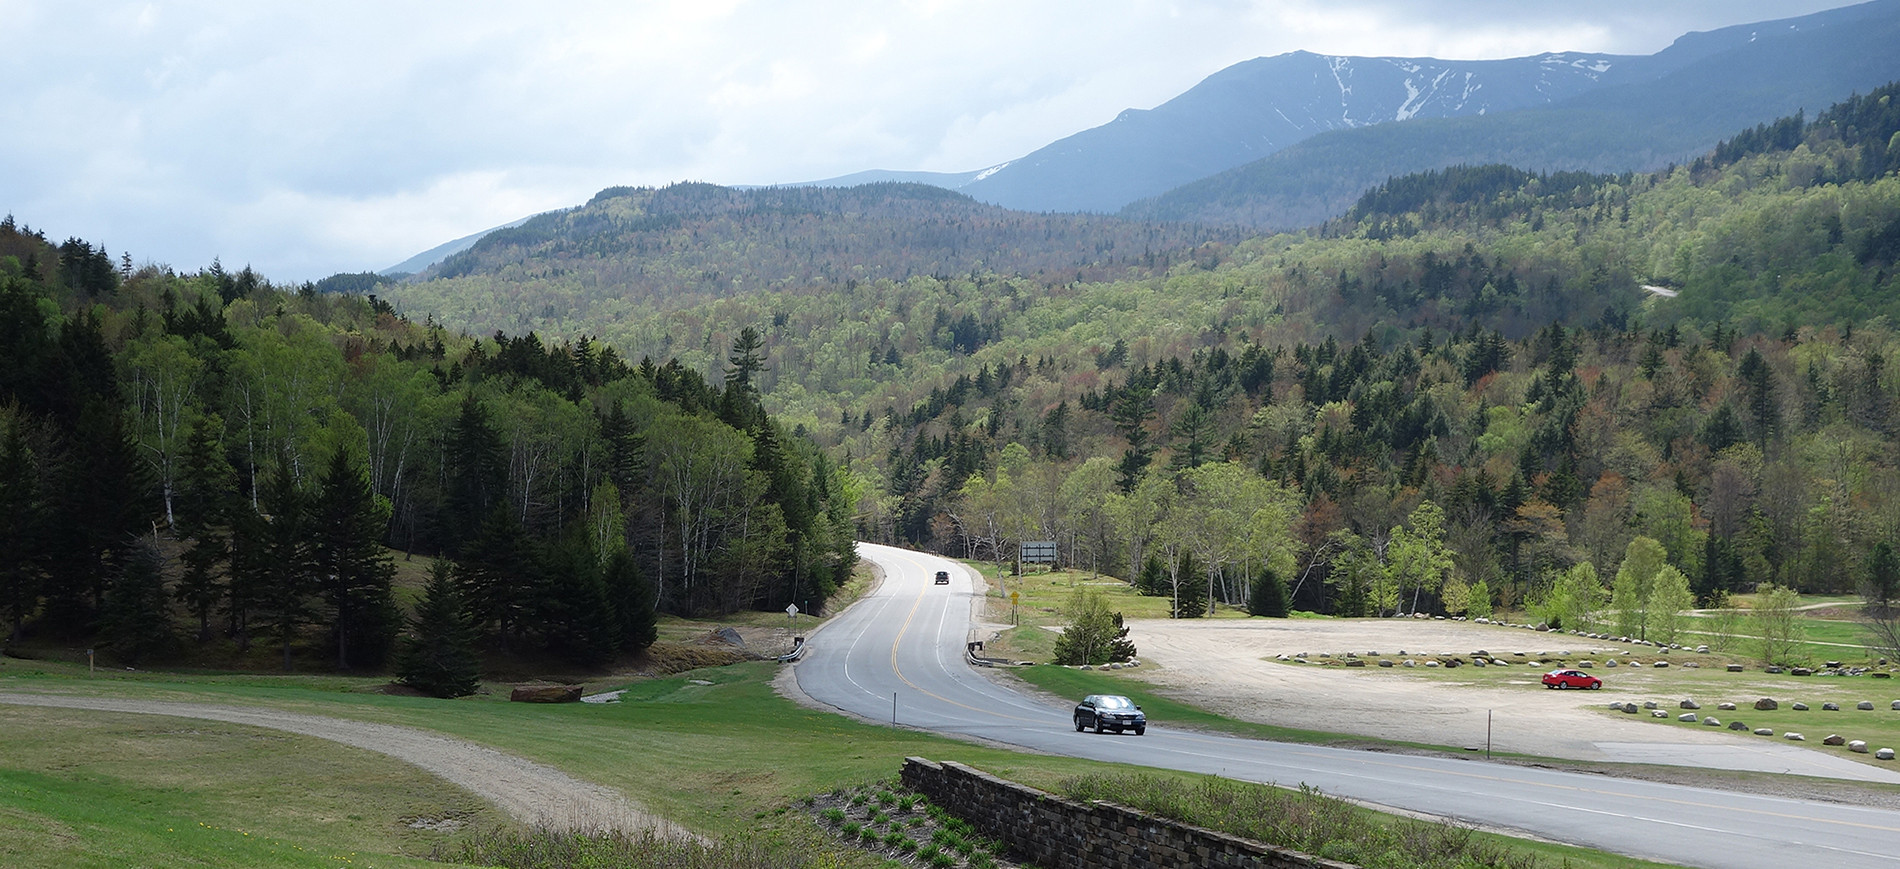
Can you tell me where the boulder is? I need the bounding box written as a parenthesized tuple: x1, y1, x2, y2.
(1578, 661, 1595, 668)
(1680, 699, 1701, 710)
(1755, 728, 1774, 736)
(1425, 660, 1441, 668)
(1717, 702, 1736, 711)
(1679, 713, 1700, 722)
(1643, 701, 1659, 710)
(1654, 661, 1670, 668)
(1792, 702, 1810, 711)
(1606, 660, 1619, 668)
(1697, 645, 1710, 653)
(1402, 660, 1416, 667)
(1728, 720, 1749, 731)
(1894, 700, 1900, 710)
(1859, 701, 1876, 710)
(1728, 664, 1746, 673)
(1792, 667, 1814, 676)
(1826, 661, 1843, 669)
(1473, 658, 1487, 667)
(510, 684, 583, 703)
(1823, 702, 1841, 711)
(1652, 710, 1669, 718)
(1345, 659, 1366, 667)
(1755, 698, 1779, 711)
(1786, 732, 1806, 741)
(1879, 748, 1897, 760)
(1703, 717, 1722, 727)
(1874, 672, 1892, 679)
(1823, 734, 1846, 746)
(1850, 740, 1869, 753)
(1766, 667, 1784, 674)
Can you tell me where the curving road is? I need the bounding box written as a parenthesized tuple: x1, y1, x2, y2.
(793, 543, 1900, 869)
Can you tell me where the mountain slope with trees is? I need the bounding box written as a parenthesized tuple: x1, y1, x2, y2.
(0, 217, 855, 677)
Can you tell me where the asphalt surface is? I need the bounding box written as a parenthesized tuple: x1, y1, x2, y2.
(792, 543, 1900, 869)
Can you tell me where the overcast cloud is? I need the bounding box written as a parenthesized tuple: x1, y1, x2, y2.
(0, 0, 1856, 281)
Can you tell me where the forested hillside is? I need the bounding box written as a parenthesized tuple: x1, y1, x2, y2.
(381, 84, 1900, 628)
(0, 218, 856, 678)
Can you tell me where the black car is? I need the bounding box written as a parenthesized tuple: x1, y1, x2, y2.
(934, 570, 950, 585)
(1074, 694, 1145, 735)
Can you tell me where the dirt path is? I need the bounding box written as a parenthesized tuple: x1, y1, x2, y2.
(0, 692, 690, 837)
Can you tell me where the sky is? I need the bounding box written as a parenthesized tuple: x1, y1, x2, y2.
(0, 0, 1860, 281)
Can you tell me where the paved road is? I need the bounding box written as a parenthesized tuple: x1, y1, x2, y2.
(793, 543, 1900, 869)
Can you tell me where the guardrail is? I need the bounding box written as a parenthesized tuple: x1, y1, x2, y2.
(776, 636, 806, 663)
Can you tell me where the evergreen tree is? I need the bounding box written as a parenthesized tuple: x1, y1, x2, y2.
(1136, 554, 1166, 596)
(456, 507, 538, 650)
(172, 413, 239, 642)
(0, 418, 45, 643)
(1172, 549, 1207, 618)
(1246, 568, 1290, 617)
(309, 447, 399, 670)
(243, 459, 314, 670)
(98, 539, 173, 666)
(396, 560, 482, 698)
(603, 547, 658, 654)
(441, 394, 508, 553)
(535, 534, 620, 666)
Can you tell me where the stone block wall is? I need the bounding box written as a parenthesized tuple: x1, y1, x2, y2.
(900, 757, 1359, 869)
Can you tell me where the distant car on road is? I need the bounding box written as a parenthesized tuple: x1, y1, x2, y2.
(934, 570, 950, 585)
(1074, 694, 1146, 735)
(1542, 668, 1602, 690)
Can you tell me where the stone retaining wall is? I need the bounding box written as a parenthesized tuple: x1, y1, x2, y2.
(900, 758, 1358, 869)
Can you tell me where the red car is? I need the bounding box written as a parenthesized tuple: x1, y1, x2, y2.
(1542, 668, 1602, 690)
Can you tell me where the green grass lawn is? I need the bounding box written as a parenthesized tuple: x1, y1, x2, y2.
(1, 647, 1698, 869)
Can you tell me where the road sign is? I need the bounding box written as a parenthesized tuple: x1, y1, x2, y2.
(1020, 540, 1057, 563)
(785, 603, 799, 616)
(1010, 591, 1019, 605)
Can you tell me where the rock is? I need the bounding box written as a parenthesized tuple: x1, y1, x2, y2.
(1652, 710, 1669, 718)
(1697, 645, 1710, 653)
(1679, 713, 1700, 722)
(1859, 701, 1876, 710)
(1402, 660, 1416, 667)
(1826, 661, 1843, 669)
(1492, 658, 1510, 666)
(1717, 702, 1737, 711)
(1473, 659, 1487, 667)
(1654, 661, 1670, 668)
(712, 626, 746, 647)
(1823, 734, 1846, 746)
(1823, 702, 1841, 711)
(1792, 667, 1814, 676)
(1755, 698, 1780, 711)
(1606, 660, 1619, 668)
(1766, 667, 1784, 674)
(1850, 740, 1869, 753)
(1578, 661, 1595, 668)
(1680, 699, 1701, 710)
(1786, 732, 1806, 741)
(510, 684, 583, 703)
(1729, 720, 1749, 731)
(1643, 701, 1659, 709)
(1426, 660, 1441, 668)
(1894, 700, 1900, 710)
(1879, 748, 1897, 760)
(1874, 672, 1892, 679)
(1684, 662, 1700, 668)
(1344, 659, 1365, 667)
(1755, 728, 1775, 736)
(1625, 704, 1642, 715)
(1792, 702, 1809, 711)
(1703, 717, 1722, 727)
(1276, 654, 1289, 660)
(1378, 660, 1394, 667)
(1728, 664, 1746, 672)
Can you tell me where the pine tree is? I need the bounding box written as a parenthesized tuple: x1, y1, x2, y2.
(0, 418, 45, 643)
(310, 447, 399, 670)
(1172, 549, 1207, 619)
(396, 560, 482, 698)
(173, 413, 239, 642)
(1247, 568, 1290, 618)
(242, 459, 315, 670)
(99, 539, 173, 666)
(603, 547, 658, 653)
(441, 395, 508, 553)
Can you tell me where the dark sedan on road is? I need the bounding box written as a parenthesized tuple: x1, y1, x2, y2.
(934, 570, 950, 585)
(1542, 668, 1602, 690)
(1074, 694, 1145, 735)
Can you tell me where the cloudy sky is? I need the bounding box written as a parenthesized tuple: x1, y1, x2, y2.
(0, 0, 1856, 281)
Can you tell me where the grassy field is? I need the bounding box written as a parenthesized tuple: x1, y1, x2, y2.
(0, 559, 1749, 869)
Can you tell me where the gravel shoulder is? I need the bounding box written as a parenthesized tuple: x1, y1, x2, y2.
(0, 692, 690, 838)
